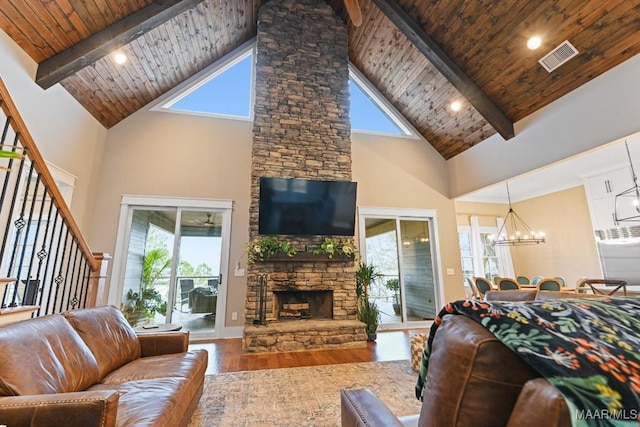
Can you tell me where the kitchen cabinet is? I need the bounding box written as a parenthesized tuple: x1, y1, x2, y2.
(583, 167, 634, 231)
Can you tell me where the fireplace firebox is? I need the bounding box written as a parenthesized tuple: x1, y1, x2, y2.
(274, 290, 333, 320)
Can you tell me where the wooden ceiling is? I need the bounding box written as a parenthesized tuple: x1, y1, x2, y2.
(2, 0, 639, 159)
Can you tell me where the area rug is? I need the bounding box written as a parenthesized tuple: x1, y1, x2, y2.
(187, 360, 422, 426)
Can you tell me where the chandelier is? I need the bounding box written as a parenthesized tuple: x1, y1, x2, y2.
(491, 182, 546, 246)
(614, 140, 640, 223)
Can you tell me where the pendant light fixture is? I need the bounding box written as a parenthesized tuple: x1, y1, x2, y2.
(614, 140, 640, 223)
(491, 182, 546, 246)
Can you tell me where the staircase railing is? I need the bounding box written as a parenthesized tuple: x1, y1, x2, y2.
(0, 77, 107, 318)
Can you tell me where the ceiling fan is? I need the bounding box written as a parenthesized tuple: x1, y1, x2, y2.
(190, 213, 216, 226)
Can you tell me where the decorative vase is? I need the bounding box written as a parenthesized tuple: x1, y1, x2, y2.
(366, 332, 377, 342)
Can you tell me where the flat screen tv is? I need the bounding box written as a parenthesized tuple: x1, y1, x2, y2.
(258, 177, 357, 236)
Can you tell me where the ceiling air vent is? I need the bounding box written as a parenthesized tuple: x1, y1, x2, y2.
(538, 40, 579, 72)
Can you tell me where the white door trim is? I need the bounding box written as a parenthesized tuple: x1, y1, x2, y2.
(109, 194, 234, 339)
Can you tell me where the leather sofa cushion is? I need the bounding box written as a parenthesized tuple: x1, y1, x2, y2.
(100, 350, 208, 384)
(64, 305, 141, 379)
(0, 315, 100, 395)
(506, 378, 571, 427)
(89, 377, 193, 427)
(418, 315, 539, 427)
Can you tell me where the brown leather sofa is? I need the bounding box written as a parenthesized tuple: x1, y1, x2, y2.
(340, 290, 606, 427)
(341, 314, 571, 427)
(0, 305, 208, 427)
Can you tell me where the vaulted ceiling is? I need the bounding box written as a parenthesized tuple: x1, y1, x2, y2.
(2, 0, 639, 159)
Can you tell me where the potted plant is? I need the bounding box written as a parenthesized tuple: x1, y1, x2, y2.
(385, 278, 401, 315)
(359, 299, 380, 341)
(355, 262, 382, 341)
(121, 247, 170, 326)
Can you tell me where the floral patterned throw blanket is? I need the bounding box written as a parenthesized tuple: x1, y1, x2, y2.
(415, 297, 640, 426)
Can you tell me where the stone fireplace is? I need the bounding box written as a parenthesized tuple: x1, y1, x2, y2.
(242, 0, 366, 352)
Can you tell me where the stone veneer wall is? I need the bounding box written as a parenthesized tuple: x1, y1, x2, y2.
(243, 0, 364, 352)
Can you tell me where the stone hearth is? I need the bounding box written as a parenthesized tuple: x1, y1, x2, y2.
(242, 0, 366, 353)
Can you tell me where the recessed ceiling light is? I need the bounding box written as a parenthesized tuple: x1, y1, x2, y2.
(450, 101, 462, 112)
(113, 51, 127, 65)
(527, 36, 542, 50)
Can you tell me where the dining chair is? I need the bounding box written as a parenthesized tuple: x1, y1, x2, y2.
(516, 275, 530, 285)
(492, 276, 502, 288)
(473, 277, 493, 298)
(554, 276, 567, 287)
(574, 277, 591, 293)
(531, 276, 543, 287)
(498, 277, 521, 290)
(464, 277, 478, 299)
(536, 278, 561, 291)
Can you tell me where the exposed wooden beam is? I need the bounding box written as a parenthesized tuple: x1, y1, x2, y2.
(344, 0, 363, 27)
(35, 0, 206, 89)
(371, 0, 515, 140)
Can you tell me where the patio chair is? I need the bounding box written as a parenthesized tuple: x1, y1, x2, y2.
(179, 279, 194, 312)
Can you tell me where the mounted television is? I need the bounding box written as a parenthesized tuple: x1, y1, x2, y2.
(258, 177, 357, 236)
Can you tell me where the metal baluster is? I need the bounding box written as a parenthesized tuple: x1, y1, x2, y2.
(66, 245, 80, 310)
(5, 156, 31, 307)
(30, 194, 53, 311)
(0, 133, 21, 266)
(15, 168, 42, 287)
(39, 209, 60, 316)
(57, 230, 72, 313)
(23, 173, 46, 288)
(50, 222, 67, 315)
(78, 260, 90, 308)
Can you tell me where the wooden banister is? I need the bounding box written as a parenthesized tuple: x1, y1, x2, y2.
(0, 77, 98, 271)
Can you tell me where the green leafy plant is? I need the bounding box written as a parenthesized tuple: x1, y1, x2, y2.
(121, 247, 171, 326)
(312, 237, 358, 259)
(359, 299, 381, 337)
(385, 278, 401, 315)
(355, 262, 382, 301)
(355, 262, 383, 340)
(247, 236, 298, 264)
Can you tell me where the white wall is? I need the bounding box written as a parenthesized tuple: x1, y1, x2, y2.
(0, 29, 107, 232)
(448, 52, 640, 198)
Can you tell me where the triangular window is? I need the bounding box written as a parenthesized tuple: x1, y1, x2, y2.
(158, 44, 415, 137)
(348, 65, 416, 137)
(160, 47, 254, 119)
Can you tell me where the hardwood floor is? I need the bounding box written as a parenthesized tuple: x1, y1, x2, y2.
(189, 329, 429, 375)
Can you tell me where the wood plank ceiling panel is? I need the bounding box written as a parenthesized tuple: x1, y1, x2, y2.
(404, 0, 640, 123)
(57, 0, 260, 127)
(350, 0, 495, 159)
(0, 0, 153, 63)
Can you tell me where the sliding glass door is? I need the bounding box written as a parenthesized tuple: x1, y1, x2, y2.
(112, 196, 232, 339)
(358, 208, 442, 328)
